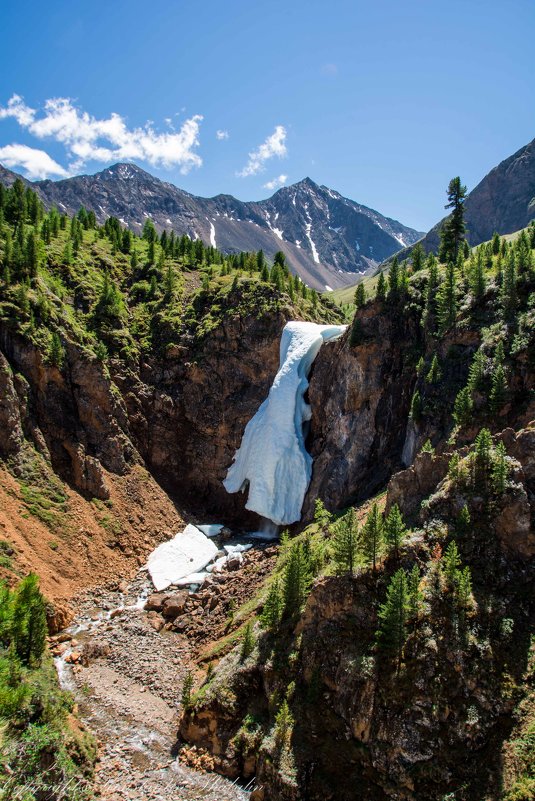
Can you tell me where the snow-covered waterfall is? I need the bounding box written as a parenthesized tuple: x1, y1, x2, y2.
(224, 321, 346, 526)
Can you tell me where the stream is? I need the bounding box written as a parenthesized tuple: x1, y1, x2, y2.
(53, 545, 255, 801)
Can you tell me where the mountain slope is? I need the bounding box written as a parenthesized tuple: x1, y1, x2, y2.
(0, 162, 422, 290)
(390, 137, 535, 263)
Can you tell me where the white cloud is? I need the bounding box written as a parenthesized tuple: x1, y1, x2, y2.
(216, 129, 229, 140)
(238, 125, 287, 177)
(0, 143, 69, 179)
(263, 174, 288, 191)
(0, 94, 203, 174)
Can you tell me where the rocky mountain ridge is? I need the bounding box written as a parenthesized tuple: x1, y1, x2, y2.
(389, 137, 535, 264)
(0, 162, 423, 290)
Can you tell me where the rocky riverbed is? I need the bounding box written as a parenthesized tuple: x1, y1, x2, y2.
(50, 533, 277, 800)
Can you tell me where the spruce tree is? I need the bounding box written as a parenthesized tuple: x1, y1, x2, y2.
(387, 256, 400, 301)
(439, 177, 467, 264)
(443, 541, 461, 591)
(453, 387, 473, 427)
(489, 364, 507, 413)
(283, 541, 312, 616)
(313, 499, 331, 531)
(411, 242, 425, 272)
(11, 574, 47, 667)
(383, 504, 406, 559)
(467, 350, 487, 393)
(354, 283, 366, 308)
(426, 354, 441, 384)
(261, 579, 283, 631)
(376, 568, 409, 672)
(362, 503, 383, 571)
(240, 621, 255, 662)
(332, 509, 359, 576)
(376, 271, 387, 302)
(437, 261, 458, 332)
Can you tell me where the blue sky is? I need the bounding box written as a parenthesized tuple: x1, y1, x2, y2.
(0, 0, 533, 230)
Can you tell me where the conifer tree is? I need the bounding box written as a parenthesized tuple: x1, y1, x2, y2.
(283, 541, 312, 616)
(472, 427, 493, 488)
(501, 251, 517, 319)
(181, 671, 194, 708)
(470, 249, 486, 300)
(387, 256, 400, 301)
(491, 232, 501, 255)
(457, 566, 473, 618)
(240, 621, 255, 662)
(422, 254, 440, 331)
(489, 364, 507, 413)
(453, 387, 473, 427)
(376, 271, 386, 302)
(313, 498, 331, 531)
(437, 261, 458, 332)
(383, 504, 406, 559)
(376, 568, 409, 672)
(354, 283, 366, 308)
(48, 332, 65, 368)
(409, 390, 422, 422)
(332, 509, 359, 576)
(411, 242, 425, 272)
(443, 541, 461, 591)
(426, 354, 441, 384)
(467, 350, 487, 393)
(261, 579, 283, 631)
(439, 177, 467, 264)
(11, 574, 47, 667)
(362, 503, 383, 571)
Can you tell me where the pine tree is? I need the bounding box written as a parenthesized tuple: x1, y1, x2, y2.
(470, 249, 486, 300)
(489, 364, 507, 413)
(362, 503, 383, 571)
(491, 232, 501, 255)
(261, 579, 283, 631)
(426, 354, 441, 384)
(501, 251, 517, 319)
(313, 498, 331, 531)
(439, 177, 467, 264)
(409, 390, 422, 422)
(437, 261, 458, 332)
(467, 350, 487, 393)
(457, 566, 473, 618)
(411, 242, 425, 272)
(376, 569, 409, 672)
(332, 509, 359, 576)
(181, 670, 194, 708)
(453, 387, 473, 427)
(283, 541, 312, 616)
(388, 256, 400, 301)
(491, 441, 509, 494)
(442, 541, 461, 591)
(11, 574, 47, 667)
(240, 621, 255, 662)
(274, 699, 294, 749)
(457, 504, 471, 536)
(383, 504, 406, 559)
(48, 332, 65, 368)
(422, 254, 440, 331)
(473, 427, 493, 481)
(376, 271, 387, 302)
(354, 283, 366, 308)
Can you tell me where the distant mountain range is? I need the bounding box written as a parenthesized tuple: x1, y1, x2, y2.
(0, 163, 423, 290)
(389, 137, 535, 264)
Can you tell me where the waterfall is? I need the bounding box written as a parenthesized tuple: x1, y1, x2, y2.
(224, 321, 346, 526)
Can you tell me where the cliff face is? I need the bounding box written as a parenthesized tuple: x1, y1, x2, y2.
(0, 305, 288, 528)
(180, 423, 535, 801)
(304, 303, 421, 516)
